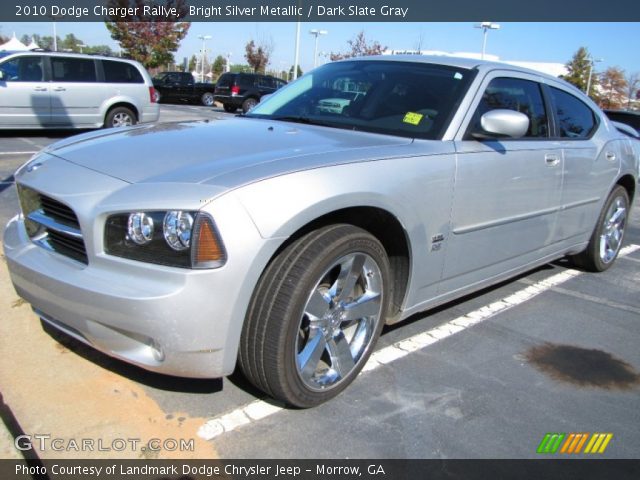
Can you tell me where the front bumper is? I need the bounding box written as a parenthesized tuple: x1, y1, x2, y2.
(3, 176, 280, 379)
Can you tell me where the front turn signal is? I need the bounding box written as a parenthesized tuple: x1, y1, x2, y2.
(191, 214, 226, 269)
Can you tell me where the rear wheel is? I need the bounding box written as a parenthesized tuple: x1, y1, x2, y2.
(570, 185, 629, 272)
(239, 225, 390, 408)
(105, 107, 136, 128)
(223, 104, 238, 113)
(201, 92, 215, 106)
(242, 97, 258, 113)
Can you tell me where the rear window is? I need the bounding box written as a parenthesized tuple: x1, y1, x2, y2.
(51, 57, 97, 82)
(102, 60, 143, 84)
(216, 74, 235, 87)
(549, 87, 597, 138)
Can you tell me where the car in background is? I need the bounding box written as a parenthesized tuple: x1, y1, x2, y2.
(4, 57, 637, 408)
(214, 72, 286, 113)
(152, 71, 216, 106)
(604, 109, 640, 135)
(0, 51, 159, 129)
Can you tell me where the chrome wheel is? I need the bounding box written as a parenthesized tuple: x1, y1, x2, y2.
(296, 252, 383, 391)
(112, 112, 133, 127)
(201, 92, 215, 106)
(599, 195, 627, 264)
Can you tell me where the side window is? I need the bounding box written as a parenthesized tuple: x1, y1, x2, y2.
(469, 77, 549, 138)
(102, 60, 143, 84)
(0, 56, 44, 82)
(549, 87, 597, 139)
(51, 58, 97, 82)
(258, 76, 275, 88)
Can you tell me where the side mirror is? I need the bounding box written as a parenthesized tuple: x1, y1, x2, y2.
(473, 109, 529, 139)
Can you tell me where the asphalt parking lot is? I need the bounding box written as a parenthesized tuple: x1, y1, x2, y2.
(1, 104, 639, 461)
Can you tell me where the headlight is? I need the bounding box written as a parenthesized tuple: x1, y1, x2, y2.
(127, 212, 155, 245)
(163, 211, 193, 251)
(105, 211, 226, 269)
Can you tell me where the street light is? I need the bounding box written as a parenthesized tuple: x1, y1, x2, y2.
(586, 57, 603, 98)
(293, 21, 301, 80)
(198, 35, 212, 82)
(309, 29, 328, 68)
(225, 52, 232, 73)
(474, 22, 500, 60)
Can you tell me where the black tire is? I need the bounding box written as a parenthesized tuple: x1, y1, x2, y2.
(242, 97, 258, 113)
(569, 185, 629, 272)
(104, 106, 136, 128)
(223, 104, 238, 113)
(239, 224, 391, 408)
(201, 92, 215, 107)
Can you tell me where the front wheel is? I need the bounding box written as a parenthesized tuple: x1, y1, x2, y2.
(239, 225, 391, 408)
(201, 92, 215, 106)
(569, 185, 629, 272)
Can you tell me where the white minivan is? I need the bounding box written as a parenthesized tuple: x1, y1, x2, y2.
(0, 51, 159, 129)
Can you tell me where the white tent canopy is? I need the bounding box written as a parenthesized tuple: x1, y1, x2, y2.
(0, 33, 29, 51)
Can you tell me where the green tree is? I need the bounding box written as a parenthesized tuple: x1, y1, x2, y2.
(105, 0, 190, 68)
(60, 33, 83, 52)
(288, 65, 303, 80)
(330, 31, 386, 61)
(563, 47, 599, 97)
(188, 55, 197, 72)
(212, 55, 226, 77)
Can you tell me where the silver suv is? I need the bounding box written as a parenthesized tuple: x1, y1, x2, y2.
(0, 51, 159, 129)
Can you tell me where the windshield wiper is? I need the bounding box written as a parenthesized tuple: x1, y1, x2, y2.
(269, 115, 314, 125)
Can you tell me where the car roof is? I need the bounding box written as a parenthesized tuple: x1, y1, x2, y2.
(0, 50, 140, 65)
(344, 54, 566, 84)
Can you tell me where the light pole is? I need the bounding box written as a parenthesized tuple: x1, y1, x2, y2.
(225, 52, 232, 73)
(586, 57, 603, 98)
(198, 35, 212, 82)
(293, 21, 301, 80)
(474, 22, 500, 60)
(309, 29, 328, 68)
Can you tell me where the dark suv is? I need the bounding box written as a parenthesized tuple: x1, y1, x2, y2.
(214, 72, 286, 113)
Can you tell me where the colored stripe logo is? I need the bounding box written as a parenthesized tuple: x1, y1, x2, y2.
(537, 433, 613, 454)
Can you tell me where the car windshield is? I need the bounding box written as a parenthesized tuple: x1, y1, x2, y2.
(247, 60, 475, 139)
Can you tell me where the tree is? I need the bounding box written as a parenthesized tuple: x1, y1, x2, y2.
(329, 31, 386, 61)
(105, 0, 190, 68)
(245, 39, 272, 73)
(188, 55, 197, 73)
(599, 67, 627, 110)
(288, 65, 303, 80)
(563, 47, 598, 97)
(624, 72, 639, 109)
(212, 55, 226, 77)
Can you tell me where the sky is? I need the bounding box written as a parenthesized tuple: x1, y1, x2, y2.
(1, 21, 639, 75)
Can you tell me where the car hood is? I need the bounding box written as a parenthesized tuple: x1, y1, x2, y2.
(43, 118, 414, 187)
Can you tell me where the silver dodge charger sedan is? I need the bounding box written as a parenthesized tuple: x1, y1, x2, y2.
(4, 56, 638, 407)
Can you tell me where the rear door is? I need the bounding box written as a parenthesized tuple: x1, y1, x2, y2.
(548, 86, 619, 243)
(48, 56, 100, 127)
(441, 72, 563, 292)
(0, 54, 50, 127)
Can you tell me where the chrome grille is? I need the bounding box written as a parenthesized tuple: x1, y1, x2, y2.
(18, 185, 88, 265)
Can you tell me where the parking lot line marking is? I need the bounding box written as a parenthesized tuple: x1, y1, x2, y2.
(0, 151, 37, 155)
(196, 244, 640, 441)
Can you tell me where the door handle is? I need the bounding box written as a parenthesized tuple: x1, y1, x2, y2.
(52, 87, 66, 92)
(545, 154, 560, 167)
(605, 151, 616, 162)
(33, 87, 47, 92)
